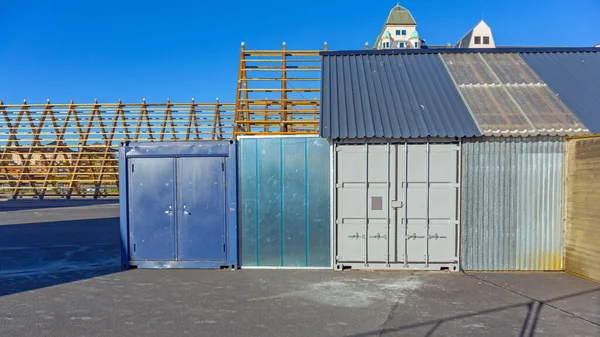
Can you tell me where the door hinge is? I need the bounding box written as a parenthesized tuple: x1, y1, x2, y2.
(133, 244, 136, 252)
(131, 164, 134, 173)
(222, 162, 225, 171)
(223, 244, 226, 252)
(335, 183, 342, 188)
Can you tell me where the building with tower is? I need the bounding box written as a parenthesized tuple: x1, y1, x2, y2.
(374, 4, 422, 49)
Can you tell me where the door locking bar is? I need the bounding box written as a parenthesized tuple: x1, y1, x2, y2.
(348, 232, 365, 239)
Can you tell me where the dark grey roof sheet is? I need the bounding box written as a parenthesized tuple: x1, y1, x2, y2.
(521, 52, 600, 133)
(320, 53, 481, 139)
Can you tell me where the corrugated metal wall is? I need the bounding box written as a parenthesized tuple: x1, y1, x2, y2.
(565, 137, 600, 281)
(461, 137, 565, 270)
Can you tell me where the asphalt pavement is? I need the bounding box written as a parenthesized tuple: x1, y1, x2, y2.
(1, 200, 599, 336)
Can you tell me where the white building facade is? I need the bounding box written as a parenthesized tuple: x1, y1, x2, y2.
(455, 20, 496, 48)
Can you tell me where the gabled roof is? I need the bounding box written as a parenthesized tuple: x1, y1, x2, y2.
(454, 20, 491, 48)
(320, 48, 600, 139)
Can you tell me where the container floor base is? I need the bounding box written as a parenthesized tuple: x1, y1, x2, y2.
(126, 260, 238, 269)
(335, 262, 459, 272)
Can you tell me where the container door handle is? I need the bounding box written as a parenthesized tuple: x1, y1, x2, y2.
(165, 205, 173, 215)
(183, 205, 191, 215)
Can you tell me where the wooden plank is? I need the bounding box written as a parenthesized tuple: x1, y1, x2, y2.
(565, 138, 600, 282)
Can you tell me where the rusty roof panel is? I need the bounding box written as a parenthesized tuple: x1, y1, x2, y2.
(441, 53, 497, 85)
(504, 85, 587, 132)
(459, 85, 532, 131)
(481, 53, 543, 84)
(442, 52, 589, 136)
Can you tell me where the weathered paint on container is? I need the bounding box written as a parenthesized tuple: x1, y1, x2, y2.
(461, 137, 564, 271)
(565, 137, 600, 282)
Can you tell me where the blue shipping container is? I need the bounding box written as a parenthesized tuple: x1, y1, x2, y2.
(119, 141, 238, 269)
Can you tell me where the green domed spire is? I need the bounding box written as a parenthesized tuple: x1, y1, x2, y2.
(410, 30, 420, 39)
(382, 30, 392, 39)
(385, 4, 416, 25)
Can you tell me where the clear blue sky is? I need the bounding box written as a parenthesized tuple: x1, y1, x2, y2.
(1, 0, 599, 104)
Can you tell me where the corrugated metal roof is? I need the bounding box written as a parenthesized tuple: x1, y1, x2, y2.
(320, 53, 482, 139)
(441, 53, 588, 136)
(521, 52, 600, 133)
(321, 48, 599, 139)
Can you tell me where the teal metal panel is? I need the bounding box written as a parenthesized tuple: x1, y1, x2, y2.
(306, 138, 331, 267)
(240, 140, 258, 266)
(239, 137, 331, 267)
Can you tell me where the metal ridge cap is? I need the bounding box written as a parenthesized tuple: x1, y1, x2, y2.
(320, 47, 600, 57)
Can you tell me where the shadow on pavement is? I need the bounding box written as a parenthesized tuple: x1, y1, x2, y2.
(352, 282, 600, 337)
(0, 199, 119, 212)
(0, 217, 121, 297)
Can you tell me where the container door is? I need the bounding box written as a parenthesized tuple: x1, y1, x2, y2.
(365, 145, 392, 263)
(397, 143, 458, 265)
(336, 145, 367, 263)
(400, 144, 429, 264)
(336, 144, 395, 264)
(427, 144, 459, 263)
(128, 157, 176, 261)
(176, 157, 227, 262)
